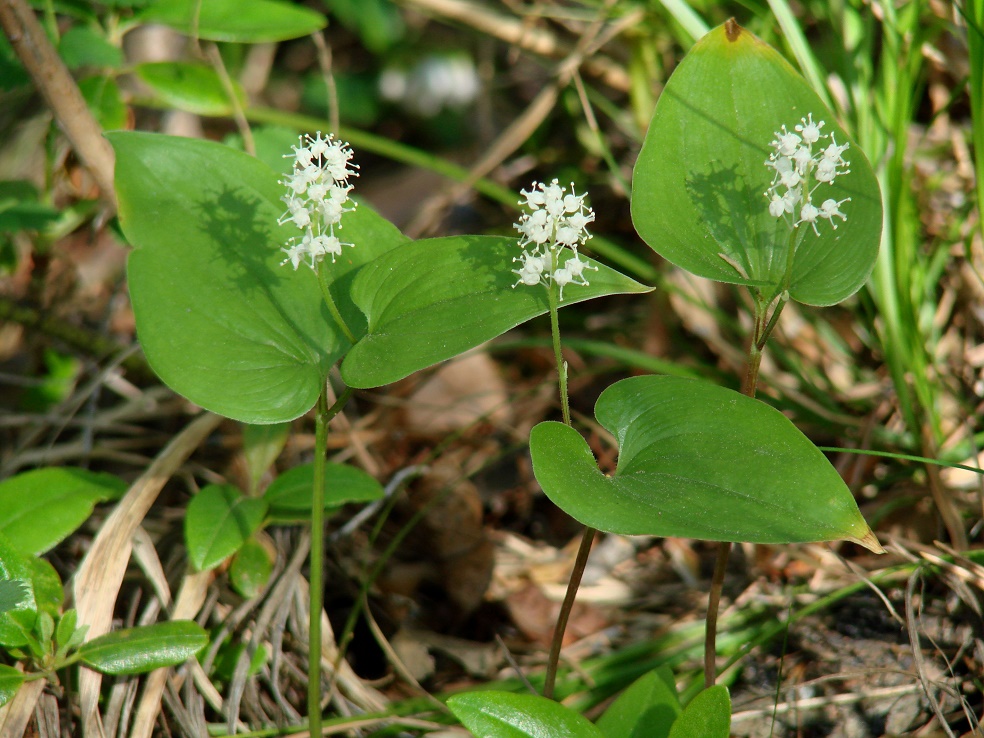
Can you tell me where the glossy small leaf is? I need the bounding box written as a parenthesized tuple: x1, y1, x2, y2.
(55, 609, 88, 658)
(531, 375, 880, 548)
(631, 21, 881, 306)
(135, 62, 245, 116)
(29, 558, 63, 618)
(136, 0, 326, 43)
(185, 485, 267, 571)
(341, 235, 652, 388)
(0, 664, 24, 709)
(447, 690, 605, 738)
(111, 131, 407, 423)
(79, 621, 208, 675)
(0, 468, 127, 555)
(229, 535, 274, 598)
(667, 686, 730, 738)
(596, 667, 681, 738)
(3, 609, 38, 650)
(0, 533, 38, 647)
(36, 611, 54, 648)
(263, 462, 383, 522)
(55, 609, 78, 650)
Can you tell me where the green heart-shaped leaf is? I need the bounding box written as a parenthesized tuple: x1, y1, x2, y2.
(531, 375, 880, 548)
(631, 21, 881, 306)
(341, 235, 652, 388)
(111, 131, 407, 423)
(447, 691, 605, 738)
(185, 485, 268, 571)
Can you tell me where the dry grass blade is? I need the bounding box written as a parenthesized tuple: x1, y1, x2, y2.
(405, 84, 559, 237)
(396, 0, 629, 90)
(0, 676, 46, 738)
(72, 411, 223, 737)
(731, 683, 922, 723)
(905, 570, 958, 738)
(360, 592, 447, 711)
(406, 0, 638, 237)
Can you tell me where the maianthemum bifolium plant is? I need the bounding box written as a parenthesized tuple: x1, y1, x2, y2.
(0, 17, 887, 738)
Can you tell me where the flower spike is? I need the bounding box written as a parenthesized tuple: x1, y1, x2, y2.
(764, 114, 850, 236)
(277, 132, 359, 270)
(512, 179, 597, 296)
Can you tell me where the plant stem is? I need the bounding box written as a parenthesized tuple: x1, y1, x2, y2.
(0, 0, 116, 206)
(741, 293, 785, 397)
(544, 526, 595, 698)
(547, 270, 571, 427)
(317, 263, 356, 344)
(703, 542, 730, 688)
(543, 271, 595, 698)
(708, 292, 779, 687)
(307, 385, 353, 737)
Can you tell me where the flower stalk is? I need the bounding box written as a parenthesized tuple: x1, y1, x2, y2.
(278, 133, 361, 735)
(512, 179, 598, 698)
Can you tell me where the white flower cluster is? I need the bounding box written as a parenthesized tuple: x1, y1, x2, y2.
(278, 132, 358, 270)
(512, 179, 597, 300)
(765, 113, 851, 236)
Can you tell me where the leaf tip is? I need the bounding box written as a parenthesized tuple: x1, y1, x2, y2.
(724, 17, 742, 42)
(849, 528, 885, 554)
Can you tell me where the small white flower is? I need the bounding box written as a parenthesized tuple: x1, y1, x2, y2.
(566, 209, 595, 236)
(313, 233, 354, 263)
(792, 145, 813, 173)
(796, 202, 821, 235)
(821, 134, 850, 165)
(521, 183, 547, 209)
(779, 167, 802, 189)
(818, 197, 851, 227)
(565, 253, 596, 283)
(813, 158, 837, 183)
(280, 240, 307, 270)
(795, 114, 823, 144)
(772, 125, 801, 157)
(292, 143, 314, 168)
(306, 132, 332, 159)
(768, 193, 787, 218)
(555, 223, 581, 247)
(512, 250, 546, 287)
(278, 195, 311, 228)
(563, 191, 585, 213)
(781, 188, 800, 212)
(553, 266, 573, 299)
